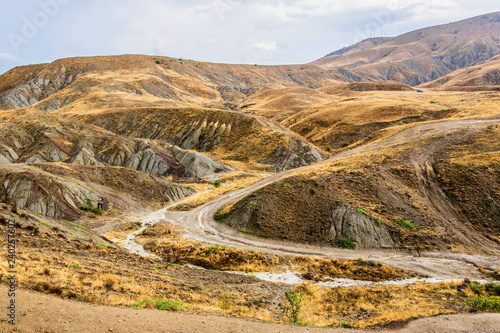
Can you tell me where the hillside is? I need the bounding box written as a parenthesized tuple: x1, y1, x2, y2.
(420, 55, 500, 90)
(0, 46, 500, 330)
(313, 12, 500, 86)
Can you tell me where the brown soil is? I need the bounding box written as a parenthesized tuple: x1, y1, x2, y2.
(2, 286, 500, 333)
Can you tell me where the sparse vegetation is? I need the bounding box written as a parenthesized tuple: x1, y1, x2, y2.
(278, 290, 306, 324)
(332, 237, 357, 250)
(356, 208, 368, 216)
(129, 295, 188, 311)
(213, 180, 221, 188)
(238, 227, 253, 234)
(466, 295, 500, 311)
(395, 219, 418, 230)
(178, 58, 184, 65)
(155, 59, 161, 64)
(38, 221, 53, 228)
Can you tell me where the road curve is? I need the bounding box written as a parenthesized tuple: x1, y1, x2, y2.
(173, 118, 500, 278)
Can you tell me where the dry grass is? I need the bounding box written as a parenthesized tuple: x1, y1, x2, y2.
(295, 281, 465, 328)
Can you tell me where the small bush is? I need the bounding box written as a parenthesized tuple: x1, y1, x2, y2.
(214, 208, 229, 222)
(178, 58, 184, 65)
(91, 207, 103, 215)
(376, 219, 382, 227)
(485, 282, 500, 296)
(247, 201, 257, 206)
(218, 292, 232, 310)
(238, 227, 253, 234)
(466, 295, 500, 311)
(332, 237, 357, 250)
(278, 291, 306, 324)
(78, 205, 92, 212)
(213, 180, 221, 188)
(395, 219, 417, 230)
(129, 295, 187, 311)
(356, 208, 368, 216)
(282, 183, 291, 190)
(155, 59, 162, 64)
(468, 282, 484, 294)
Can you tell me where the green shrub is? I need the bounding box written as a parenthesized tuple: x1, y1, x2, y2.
(282, 183, 291, 190)
(247, 201, 257, 206)
(155, 59, 161, 64)
(38, 221, 53, 228)
(91, 207, 103, 215)
(356, 208, 368, 216)
(129, 295, 187, 311)
(376, 219, 382, 227)
(332, 237, 357, 250)
(214, 208, 229, 222)
(485, 282, 500, 296)
(63, 220, 82, 228)
(213, 180, 221, 188)
(237, 227, 253, 234)
(468, 282, 484, 294)
(78, 205, 92, 212)
(85, 197, 95, 206)
(395, 219, 418, 230)
(466, 295, 500, 311)
(98, 243, 110, 247)
(278, 291, 306, 324)
(178, 58, 184, 65)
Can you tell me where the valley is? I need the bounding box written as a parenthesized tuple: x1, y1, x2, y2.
(1, 13, 500, 332)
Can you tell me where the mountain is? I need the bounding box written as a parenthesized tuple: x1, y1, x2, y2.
(419, 55, 500, 90)
(313, 12, 500, 86)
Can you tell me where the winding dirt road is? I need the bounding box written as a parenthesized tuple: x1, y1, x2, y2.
(163, 118, 500, 279)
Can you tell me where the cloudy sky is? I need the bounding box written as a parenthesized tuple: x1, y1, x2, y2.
(0, 0, 498, 74)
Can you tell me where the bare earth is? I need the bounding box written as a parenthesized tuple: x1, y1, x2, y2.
(1, 286, 499, 333)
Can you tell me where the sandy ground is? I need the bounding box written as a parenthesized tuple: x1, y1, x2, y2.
(1, 286, 499, 333)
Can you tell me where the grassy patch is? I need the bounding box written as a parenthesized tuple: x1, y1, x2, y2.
(356, 208, 368, 216)
(38, 221, 53, 228)
(332, 237, 357, 250)
(238, 227, 253, 234)
(214, 208, 229, 223)
(466, 295, 500, 311)
(98, 243, 110, 247)
(129, 295, 187, 311)
(63, 220, 82, 228)
(395, 219, 418, 230)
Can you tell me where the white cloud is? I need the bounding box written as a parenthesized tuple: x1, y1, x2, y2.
(249, 41, 278, 51)
(0, 53, 20, 62)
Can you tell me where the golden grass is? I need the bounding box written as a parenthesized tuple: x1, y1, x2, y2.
(295, 281, 464, 328)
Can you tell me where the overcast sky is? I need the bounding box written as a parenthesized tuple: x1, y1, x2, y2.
(0, 0, 498, 74)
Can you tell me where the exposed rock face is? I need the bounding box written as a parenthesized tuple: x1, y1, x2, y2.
(483, 69, 500, 85)
(1, 173, 94, 220)
(265, 138, 323, 172)
(169, 145, 232, 179)
(0, 144, 18, 164)
(330, 206, 395, 249)
(0, 68, 80, 110)
(217, 85, 259, 101)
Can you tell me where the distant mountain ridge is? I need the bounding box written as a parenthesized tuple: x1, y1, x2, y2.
(313, 12, 500, 86)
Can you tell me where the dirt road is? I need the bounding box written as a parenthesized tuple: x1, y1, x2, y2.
(1, 286, 499, 333)
(163, 118, 500, 279)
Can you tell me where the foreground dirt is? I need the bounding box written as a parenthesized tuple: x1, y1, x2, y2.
(1, 286, 499, 333)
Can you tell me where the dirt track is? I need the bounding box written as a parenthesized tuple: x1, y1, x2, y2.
(164, 118, 500, 279)
(1, 285, 499, 333)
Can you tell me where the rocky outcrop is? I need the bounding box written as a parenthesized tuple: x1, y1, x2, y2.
(0, 144, 18, 164)
(330, 206, 395, 249)
(169, 145, 231, 179)
(172, 118, 233, 151)
(217, 85, 259, 101)
(0, 67, 80, 110)
(265, 138, 323, 172)
(482, 69, 500, 85)
(1, 172, 95, 220)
